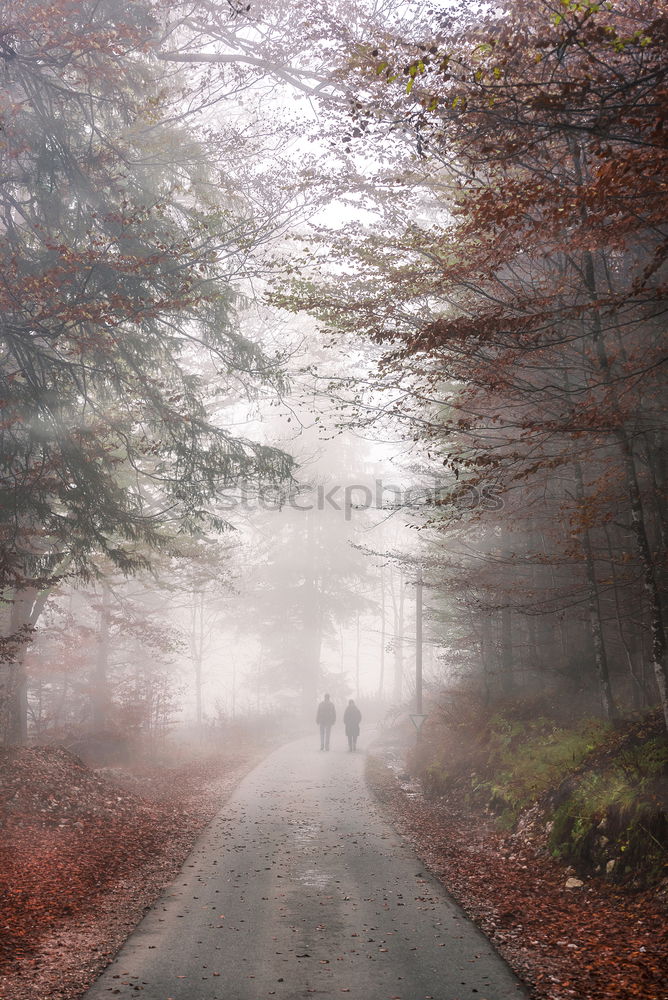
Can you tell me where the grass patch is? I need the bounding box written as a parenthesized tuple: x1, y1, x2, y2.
(410, 697, 667, 886)
(548, 735, 668, 882)
(478, 715, 610, 825)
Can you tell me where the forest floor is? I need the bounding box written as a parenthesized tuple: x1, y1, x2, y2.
(366, 732, 668, 1000)
(3, 728, 666, 1000)
(0, 738, 270, 1000)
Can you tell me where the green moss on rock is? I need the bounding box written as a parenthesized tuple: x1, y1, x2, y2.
(411, 700, 667, 888)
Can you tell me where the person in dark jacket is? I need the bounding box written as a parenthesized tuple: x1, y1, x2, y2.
(343, 699, 362, 751)
(316, 693, 336, 750)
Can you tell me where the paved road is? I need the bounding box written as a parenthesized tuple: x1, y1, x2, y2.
(83, 737, 527, 1000)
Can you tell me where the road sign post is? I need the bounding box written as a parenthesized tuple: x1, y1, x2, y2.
(415, 567, 423, 715)
(415, 568, 423, 741)
(410, 714, 428, 733)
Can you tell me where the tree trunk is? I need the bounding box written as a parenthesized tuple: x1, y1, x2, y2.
(301, 509, 321, 716)
(391, 567, 405, 702)
(573, 460, 617, 721)
(355, 609, 361, 700)
(604, 526, 651, 709)
(190, 589, 205, 726)
(479, 609, 492, 703)
(91, 581, 111, 732)
(526, 612, 539, 688)
(616, 431, 668, 728)
(2, 585, 52, 745)
(570, 142, 665, 726)
(378, 564, 386, 698)
(500, 604, 515, 697)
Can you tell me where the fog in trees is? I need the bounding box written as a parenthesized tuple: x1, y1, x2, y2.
(0, 0, 665, 755)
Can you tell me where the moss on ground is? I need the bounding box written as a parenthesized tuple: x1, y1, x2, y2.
(547, 733, 668, 882)
(411, 699, 667, 887)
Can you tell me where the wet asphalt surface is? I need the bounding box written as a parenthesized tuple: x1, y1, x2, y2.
(83, 736, 528, 1000)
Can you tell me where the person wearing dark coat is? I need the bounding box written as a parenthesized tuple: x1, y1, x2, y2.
(343, 699, 362, 751)
(316, 693, 336, 750)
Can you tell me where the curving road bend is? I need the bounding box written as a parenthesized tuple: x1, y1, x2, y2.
(83, 736, 528, 1000)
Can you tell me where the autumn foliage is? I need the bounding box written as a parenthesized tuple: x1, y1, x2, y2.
(279, 0, 668, 729)
(369, 712, 668, 1000)
(0, 0, 293, 744)
(0, 743, 254, 982)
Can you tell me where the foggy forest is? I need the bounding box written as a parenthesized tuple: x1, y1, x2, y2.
(0, 1, 666, 999)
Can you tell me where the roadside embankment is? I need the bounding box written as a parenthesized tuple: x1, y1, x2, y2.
(0, 738, 269, 1000)
(367, 701, 668, 1000)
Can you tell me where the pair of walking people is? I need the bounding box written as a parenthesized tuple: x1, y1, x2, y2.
(315, 694, 362, 751)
